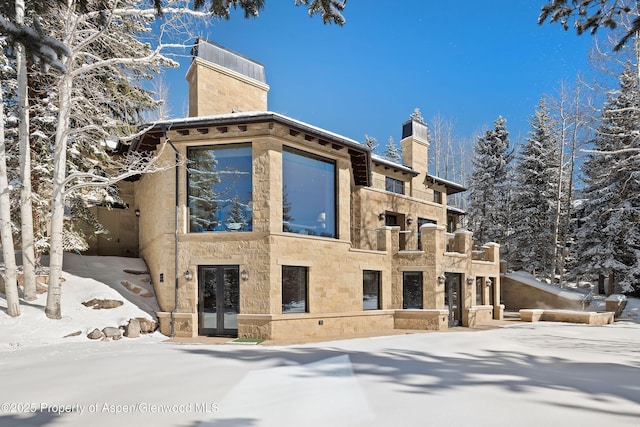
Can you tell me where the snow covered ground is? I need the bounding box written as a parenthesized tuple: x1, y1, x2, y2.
(1, 255, 640, 426)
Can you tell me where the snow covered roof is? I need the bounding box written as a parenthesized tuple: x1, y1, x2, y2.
(370, 155, 466, 195)
(371, 154, 418, 175)
(129, 111, 372, 186)
(447, 205, 467, 215)
(426, 175, 467, 195)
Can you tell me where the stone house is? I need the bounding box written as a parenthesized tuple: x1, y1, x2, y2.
(115, 39, 502, 339)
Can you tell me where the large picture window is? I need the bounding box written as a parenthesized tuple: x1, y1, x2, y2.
(187, 144, 252, 232)
(282, 147, 336, 238)
(282, 266, 308, 313)
(363, 270, 381, 310)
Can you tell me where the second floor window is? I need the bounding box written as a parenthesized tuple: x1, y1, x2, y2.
(385, 177, 404, 195)
(282, 147, 336, 238)
(187, 143, 253, 233)
(434, 190, 442, 204)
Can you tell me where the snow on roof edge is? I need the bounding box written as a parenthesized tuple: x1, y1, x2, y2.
(140, 111, 368, 152)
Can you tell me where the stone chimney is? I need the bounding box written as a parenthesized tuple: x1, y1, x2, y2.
(186, 39, 270, 117)
(400, 117, 430, 193)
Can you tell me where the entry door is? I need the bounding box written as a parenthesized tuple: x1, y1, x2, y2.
(198, 266, 239, 336)
(445, 273, 462, 327)
(402, 271, 423, 309)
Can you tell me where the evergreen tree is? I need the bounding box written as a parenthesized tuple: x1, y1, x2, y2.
(363, 134, 378, 151)
(539, 0, 638, 51)
(226, 195, 248, 231)
(468, 116, 513, 247)
(574, 65, 640, 294)
(409, 107, 425, 124)
(384, 136, 401, 162)
(510, 97, 561, 277)
(187, 148, 220, 231)
(282, 186, 294, 232)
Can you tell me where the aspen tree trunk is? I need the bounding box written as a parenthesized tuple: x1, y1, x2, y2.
(551, 84, 567, 286)
(45, 58, 73, 319)
(16, 0, 37, 301)
(0, 86, 21, 317)
(559, 84, 582, 289)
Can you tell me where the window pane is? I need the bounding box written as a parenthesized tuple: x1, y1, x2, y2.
(282, 266, 307, 313)
(187, 144, 252, 232)
(385, 177, 404, 194)
(363, 270, 381, 310)
(476, 277, 484, 305)
(488, 278, 495, 306)
(403, 272, 423, 309)
(282, 148, 335, 238)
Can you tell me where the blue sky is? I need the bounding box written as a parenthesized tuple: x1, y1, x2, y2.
(163, 1, 595, 147)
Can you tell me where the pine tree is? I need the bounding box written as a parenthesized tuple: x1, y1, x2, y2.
(574, 65, 640, 294)
(538, 0, 639, 51)
(187, 147, 220, 231)
(510, 97, 561, 277)
(363, 134, 378, 151)
(468, 116, 513, 247)
(409, 107, 425, 124)
(384, 136, 401, 162)
(226, 195, 248, 231)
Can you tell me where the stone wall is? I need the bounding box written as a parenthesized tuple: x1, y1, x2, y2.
(240, 311, 396, 340)
(394, 309, 448, 330)
(187, 57, 269, 117)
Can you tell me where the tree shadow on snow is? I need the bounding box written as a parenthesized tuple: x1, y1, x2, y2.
(0, 410, 61, 427)
(179, 340, 640, 422)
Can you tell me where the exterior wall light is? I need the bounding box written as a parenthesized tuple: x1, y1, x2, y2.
(135, 209, 140, 217)
(406, 215, 414, 225)
(241, 269, 249, 281)
(467, 276, 475, 286)
(184, 270, 193, 281)
(378, 212, 386, 221)
(437, 275, 446, 285)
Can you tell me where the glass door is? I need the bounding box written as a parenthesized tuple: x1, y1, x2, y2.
(402, 271, 423, 309)
(445, 273, 462, 327)
(198, 265, 239, 336)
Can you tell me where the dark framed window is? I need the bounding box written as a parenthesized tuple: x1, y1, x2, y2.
(488, 277, 495, 306)
(363, 270, 381, 310)
(433, 190, 442, 204)
(447, 214, 457, 233)
(403, 271, 423, 309)
(476, 277, 484, 305)
(187, 143, 252, 232)
(282, 147, 336, 238)
(385, 177, 404, 195)
(282, 266, 308, 313)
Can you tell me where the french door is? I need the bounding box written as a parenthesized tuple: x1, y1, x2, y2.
(198, 265, 239, 336)
(445, 273, 462, 327)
